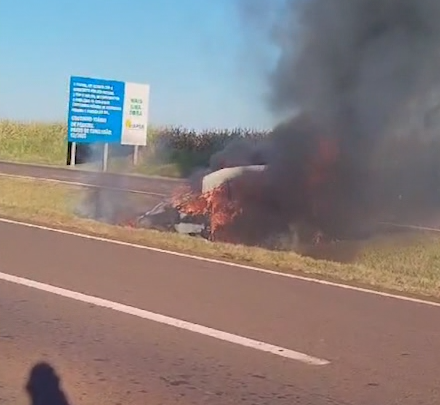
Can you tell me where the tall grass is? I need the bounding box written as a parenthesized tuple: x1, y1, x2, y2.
(0, 120, 67, 165)
(0, 120, 270, 177)
(3, 119, 439, 188)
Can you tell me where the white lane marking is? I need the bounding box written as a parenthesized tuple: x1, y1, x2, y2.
(1, 217, 440, 309)
(0, 159, 183, 182)
(0, 271, 329, 366)
(0, 172, 167, 197)
(380, 221, 440, 233)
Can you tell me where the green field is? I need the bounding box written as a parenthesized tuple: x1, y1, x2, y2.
(0, 121, 67, 165)
(0, 120, 268, 178)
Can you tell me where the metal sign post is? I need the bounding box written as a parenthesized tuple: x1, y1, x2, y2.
(133, 145, 139, 166)
(69, 142, 77, 166)
(102, 143, 109, 171)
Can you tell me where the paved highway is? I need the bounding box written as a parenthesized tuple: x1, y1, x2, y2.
(0, 161, 183, 196)
(1, 219, 440, 404)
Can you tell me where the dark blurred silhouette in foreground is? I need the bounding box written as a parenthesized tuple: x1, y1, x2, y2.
(25, 362, 71, 405)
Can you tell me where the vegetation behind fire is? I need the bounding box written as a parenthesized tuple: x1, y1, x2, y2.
(0, 120, 269, 177)
(2, 120, 440, 192)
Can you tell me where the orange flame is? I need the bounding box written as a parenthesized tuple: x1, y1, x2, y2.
(131, 135, 340, 245)
(172, 183, 242, 241)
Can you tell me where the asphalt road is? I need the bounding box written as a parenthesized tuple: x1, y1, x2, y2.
(2, 220, 440, 404)
(0, 161, 183, 196)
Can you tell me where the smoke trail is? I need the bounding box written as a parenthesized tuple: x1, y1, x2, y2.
(73, 144, 133, 224)
(269, 0, 440, 131)
(233, 0, 440, 237)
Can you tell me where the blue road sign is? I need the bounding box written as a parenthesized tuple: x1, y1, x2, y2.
(67, 76, 150, 145)
(67, 76, 124, 144)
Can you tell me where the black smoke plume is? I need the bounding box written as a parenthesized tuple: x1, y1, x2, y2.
(217, 0, 440, 240)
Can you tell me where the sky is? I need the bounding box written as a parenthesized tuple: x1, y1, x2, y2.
(0, 0, 280, 130)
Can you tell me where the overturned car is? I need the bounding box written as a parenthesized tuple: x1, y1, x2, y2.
(135, 165, 268, 240)
(132, 162, 330, 250)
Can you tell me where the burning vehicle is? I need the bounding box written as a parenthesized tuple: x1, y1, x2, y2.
(135, 165, 268, 242)
(132, 119, 347, 248)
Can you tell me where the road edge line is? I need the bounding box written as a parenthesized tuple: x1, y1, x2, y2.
(0, 172, 167, 197)
(1, 217, 440, 308)
(0, 270, 330, 366)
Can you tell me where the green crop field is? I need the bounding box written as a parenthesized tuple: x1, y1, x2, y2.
(0, 121, 67, 165)
(0, 120, 269, 178)
(2, 119, 438, 182)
